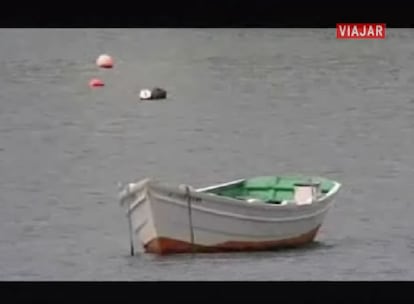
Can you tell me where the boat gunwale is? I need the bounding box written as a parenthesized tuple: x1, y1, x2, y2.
(195, 176, 342, 207)
(196, 178, 246, 192)
(147, 179, 341, 213)
(119, 177, 341, 213)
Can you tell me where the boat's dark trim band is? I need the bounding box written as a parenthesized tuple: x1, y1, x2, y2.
(143, 225, 321, 255)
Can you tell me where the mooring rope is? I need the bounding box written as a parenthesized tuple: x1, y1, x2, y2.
(125, 184, 135, 256)
(127, 201, 135, 256)
(185, 185, 195, 253)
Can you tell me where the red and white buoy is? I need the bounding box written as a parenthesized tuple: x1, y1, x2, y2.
(96, 54, 114, 69)
(89, 78, 105, 88)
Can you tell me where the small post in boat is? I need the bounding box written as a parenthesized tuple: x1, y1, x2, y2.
(293, 182, 321, 205)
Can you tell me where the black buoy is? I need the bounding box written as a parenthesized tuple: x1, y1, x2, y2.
(139, 87, 167, 100)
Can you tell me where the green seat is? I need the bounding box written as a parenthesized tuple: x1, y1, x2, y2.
(275, 178, 303, 190)
(207, 175, 335, 204)
(245, 190, 275, 201)
(244, 176, 278, 189)
(274, 190, 294, 201)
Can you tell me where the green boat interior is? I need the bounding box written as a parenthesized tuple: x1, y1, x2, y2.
(204, 176, 336, 204)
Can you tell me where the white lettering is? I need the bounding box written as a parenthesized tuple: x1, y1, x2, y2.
(352, 26, 359, 37)
(360, 25, 366, 37)
(339, 25, 347, 37)
(367, 26, 374, 36)
(376, 25, 383, 37)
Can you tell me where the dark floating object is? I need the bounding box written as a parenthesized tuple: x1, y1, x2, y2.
(139, 87, 167, 100)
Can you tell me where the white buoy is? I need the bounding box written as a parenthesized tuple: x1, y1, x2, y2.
(139, 87, 167, 100)
(139, 89, 152, 100)
(96, 54, 114, 68)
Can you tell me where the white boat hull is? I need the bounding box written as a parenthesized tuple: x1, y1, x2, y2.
(119, 178, 341, 255)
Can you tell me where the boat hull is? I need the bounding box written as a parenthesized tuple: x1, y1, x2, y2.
(119, 178, 340, 255)
(144, 225, 321, 254)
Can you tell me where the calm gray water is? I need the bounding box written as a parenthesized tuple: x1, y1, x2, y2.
(1, 29, 414, 280)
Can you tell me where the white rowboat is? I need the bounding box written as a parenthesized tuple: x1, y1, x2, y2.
(118, 175, 341, 255)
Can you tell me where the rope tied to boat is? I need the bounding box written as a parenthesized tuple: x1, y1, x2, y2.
(123, 183, 135, 256)
(184, 185, 195, 253)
